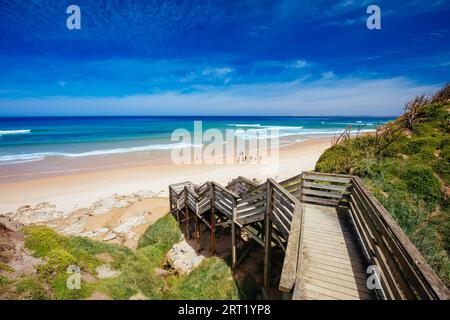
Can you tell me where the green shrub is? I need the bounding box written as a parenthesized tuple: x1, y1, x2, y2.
(375, 187, 426, 236)
(413, 122, 438, 137)
(50, 273, 94, 300)
(405, 137, 442, 155)
(119, 256, 165, 299)
(315, 145, 356, 174)
(138, 213, 182, 251)
(64, 236, 132, 269)
(440, 138, 450, 157)
(434, 158, 450, 185)
(402, 165, 443, 208)
(38, 249, 77, 279)
(97, 277, 136, 300)
(22, 226, 62, 257)
(408, 150, 436, 164)
(315, 97, 450, 287)
(136, 245, 167, 268)
(167, 257, 239, 300)
(0, 262, 15, 273)
(15, 277, 49, 300)
(0, 275, 9, 288)
(411, 224, 449, 285)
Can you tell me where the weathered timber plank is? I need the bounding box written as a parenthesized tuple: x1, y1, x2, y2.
(306, 259, 368, 280)
(301, 277, 373, 299)
(301, 195, 340, 205)
(237, 205, 265, 218)
(302, 172, 352, 184)
(302, 265, 368, 287)
(301, 273, 372, 295)
(237, 211, 265, 225)
(302, 188, 347, 199)
(303, 181, 349, 192)
(279, 205, 303, 292)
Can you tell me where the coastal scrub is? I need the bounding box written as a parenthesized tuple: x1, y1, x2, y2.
(316, 85, 450, 285)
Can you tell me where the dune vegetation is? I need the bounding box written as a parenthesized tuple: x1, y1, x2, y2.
(316, 84, 450, 286)
(0, 214, 242, 300)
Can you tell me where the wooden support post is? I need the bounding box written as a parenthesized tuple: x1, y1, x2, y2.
(174, 189, 180, 225)
(185, 188, 190, 240)
(209, 182, 216, 255)
(264, 180, 273, 288)
(231, 196, 237, 269)
(176, 200, 180, 225)
(169, 188, 173, 213)
(195, 202, 200, 252)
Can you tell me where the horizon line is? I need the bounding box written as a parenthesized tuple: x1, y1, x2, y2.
(0, 114, 399, 118)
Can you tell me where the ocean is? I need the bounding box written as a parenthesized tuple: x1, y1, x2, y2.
(0, 116, 394, 165)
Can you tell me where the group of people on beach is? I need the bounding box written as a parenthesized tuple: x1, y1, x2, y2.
(236, 152, 263, 164)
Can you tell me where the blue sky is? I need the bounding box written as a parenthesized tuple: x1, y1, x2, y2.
(0, 0, 449, 116)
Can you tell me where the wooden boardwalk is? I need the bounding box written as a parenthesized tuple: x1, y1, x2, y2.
(169, 172, 449, 300)
(295, 204, 373, 300)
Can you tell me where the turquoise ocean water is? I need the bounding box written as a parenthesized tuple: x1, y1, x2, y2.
(0, 116, 394, 165)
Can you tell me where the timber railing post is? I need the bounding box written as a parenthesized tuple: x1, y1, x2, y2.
(231, 196, 237, 269)
(175, 191, 180, 224)
(169, 187, 173, 213)
(184, 187, 190, 240)
(264, 179, 273, 288)
(195, 199, 200, 252)
(300, 172, 304, 200)
(209, 182, 216, 255)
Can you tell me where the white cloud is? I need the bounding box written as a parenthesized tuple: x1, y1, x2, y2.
(0, 77, 440, 116)
(321, 71, 335, 79)
(180, 66, 234, 83)
(254, 59, 310, 70)
(201, 67, 234, 78)
(290, 60, 308, 69)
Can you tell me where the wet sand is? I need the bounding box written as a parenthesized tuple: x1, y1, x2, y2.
(0, 137, 331, 214)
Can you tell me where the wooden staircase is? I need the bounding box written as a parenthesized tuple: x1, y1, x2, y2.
(169, 172, 449, 300)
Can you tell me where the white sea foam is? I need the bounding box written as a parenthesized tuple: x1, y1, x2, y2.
(233, 127, 376, 140)
(0, 142, 200, 163)
(259, 125, 304, 130)
(228, 123, 262, 127)
(0, 129, 31, 135)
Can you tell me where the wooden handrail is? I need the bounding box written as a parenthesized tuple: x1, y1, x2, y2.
(351, 177, 450, 300)
(278, 201, 304, 292)
(268, 178, 301, 207)
(168, 172, 450, 300)
(210, 181, 240, 199)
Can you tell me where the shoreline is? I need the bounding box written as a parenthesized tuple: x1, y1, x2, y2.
(0, 137, 331, 214)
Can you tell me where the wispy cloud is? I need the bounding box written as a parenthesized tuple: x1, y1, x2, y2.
(0, 1, 448, 116)
(321, 71, 335, 79)
(0, 77, 440, 116)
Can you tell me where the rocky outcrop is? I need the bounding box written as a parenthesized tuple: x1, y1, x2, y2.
(8, 202, 66, 225)
(166, 240, 205, 274)
(3, 190, 164, 249)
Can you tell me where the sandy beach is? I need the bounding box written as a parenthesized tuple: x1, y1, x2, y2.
(0, 137, 331, 248)
(0, 137, 331, 214)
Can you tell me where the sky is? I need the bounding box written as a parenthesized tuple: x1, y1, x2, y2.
(0, 0, 449, 116)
